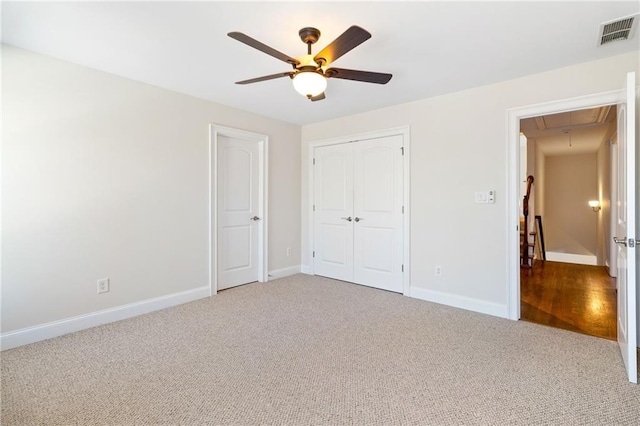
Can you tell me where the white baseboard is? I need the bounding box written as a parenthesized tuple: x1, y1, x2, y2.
(546, 252, 597, 265)
(409, 287, 508, 319)
(268, 265, 301, 279)
(1, 286, 211, 351)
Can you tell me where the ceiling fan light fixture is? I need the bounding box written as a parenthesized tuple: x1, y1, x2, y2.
(228, 26, 391, 102)
(292, 71, 326, 98)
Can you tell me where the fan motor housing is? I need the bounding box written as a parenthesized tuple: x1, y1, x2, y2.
(295, 54, 322, 71)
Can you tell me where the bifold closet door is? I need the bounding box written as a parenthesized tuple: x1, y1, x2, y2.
(313, 136, 403, 293)
(313, 143, 355, 282)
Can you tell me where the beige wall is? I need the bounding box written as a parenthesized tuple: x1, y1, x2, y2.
(544, 153, 597, 256)
(301, 51, 639, 313)
(526, 136, 537, 239)
(534, 141, 546, 225)
(1, 46, 301, 333)
(3, 45, 639, 345)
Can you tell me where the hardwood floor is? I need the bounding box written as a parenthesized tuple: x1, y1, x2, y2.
(520, 261, 617, 340)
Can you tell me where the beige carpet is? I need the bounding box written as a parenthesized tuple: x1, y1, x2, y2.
(2, 274, 640, 425)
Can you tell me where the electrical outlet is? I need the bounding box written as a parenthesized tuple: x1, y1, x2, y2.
(97, 278, 110, 294)
(286, 247, 292, 256)
(435, 266, 443, 277)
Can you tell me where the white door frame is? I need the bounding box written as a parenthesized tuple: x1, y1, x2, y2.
(506, 90, 625, 320)
(306, 126, 411, 296)
(210, 124, 268, 294)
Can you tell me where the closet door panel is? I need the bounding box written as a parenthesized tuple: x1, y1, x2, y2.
(353, 136, 403, 292)
(313, 144, 354, 282)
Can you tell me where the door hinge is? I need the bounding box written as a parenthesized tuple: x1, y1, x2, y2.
(401, 147, 404, 156)
(630, 238, 636, 248)
(402, 206, 404, 214)
(401, 264, 404, 272)
(313, 204, 315, 212)
(313, 158, 315, 165)
(313, 251, 315, 258)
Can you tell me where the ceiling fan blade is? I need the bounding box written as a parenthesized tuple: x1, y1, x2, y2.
(235, 72, 294, 85)
(228, 32, 299, 65)
(310, 92, 326, 102)
(325, 68, 392, 84)
(314, 26, 371, 66)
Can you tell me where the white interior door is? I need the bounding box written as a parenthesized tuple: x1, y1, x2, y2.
(353, 135, 404, 292)
(614, 71, 637, 384)
(217, 135, 261, 290)
(313, 143, 354, 282)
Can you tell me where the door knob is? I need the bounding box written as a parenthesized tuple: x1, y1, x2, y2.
(341, 216, 352, 222)
(354, 217, 363, 222)
(613, 236, 627, 247)
(250, 216, 261, 221)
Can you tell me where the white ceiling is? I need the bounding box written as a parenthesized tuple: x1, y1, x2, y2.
(529, 124, 613, 156)
(2, 1, 639, 125)
(521, 106, 616, 156)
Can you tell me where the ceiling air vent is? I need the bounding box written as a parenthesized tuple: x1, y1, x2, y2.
(598, 14, 639, 46)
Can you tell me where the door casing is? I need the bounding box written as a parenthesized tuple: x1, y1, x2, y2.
(210, 124, 268, 294)
(306, 126, 411, 296)
(506, 90, 628, 321)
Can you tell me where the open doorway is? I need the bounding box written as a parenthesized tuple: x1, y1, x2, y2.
(518, 106, 618, 340)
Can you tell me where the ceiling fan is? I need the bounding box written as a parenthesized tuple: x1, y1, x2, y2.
(227, 26, 392, 101)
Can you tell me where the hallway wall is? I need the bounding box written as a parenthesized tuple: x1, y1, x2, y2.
(544, 153, 598, 257)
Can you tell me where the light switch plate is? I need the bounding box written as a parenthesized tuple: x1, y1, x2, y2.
(475, 190, 495, 204)
(475, 191, 488, 203)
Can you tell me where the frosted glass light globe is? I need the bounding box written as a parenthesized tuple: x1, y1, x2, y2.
(292, 72, 327, 98)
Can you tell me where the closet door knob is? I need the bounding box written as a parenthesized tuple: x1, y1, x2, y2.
(354, 217, 363, 222)
(341, 216, 352, 222)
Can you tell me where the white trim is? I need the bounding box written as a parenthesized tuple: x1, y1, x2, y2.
(545, 252, 598, 265)
(1, 286, 210, 351)
(609, 130, 618, 278)
(268, 265, 302, 279)
(262, 139, 270, 287)
(506, 90, 626, 320)
(402, 128, 412, 296)
(306, 126, 411, 295)
(410, 287, 508, 319)
(210, 125, 268, 295)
